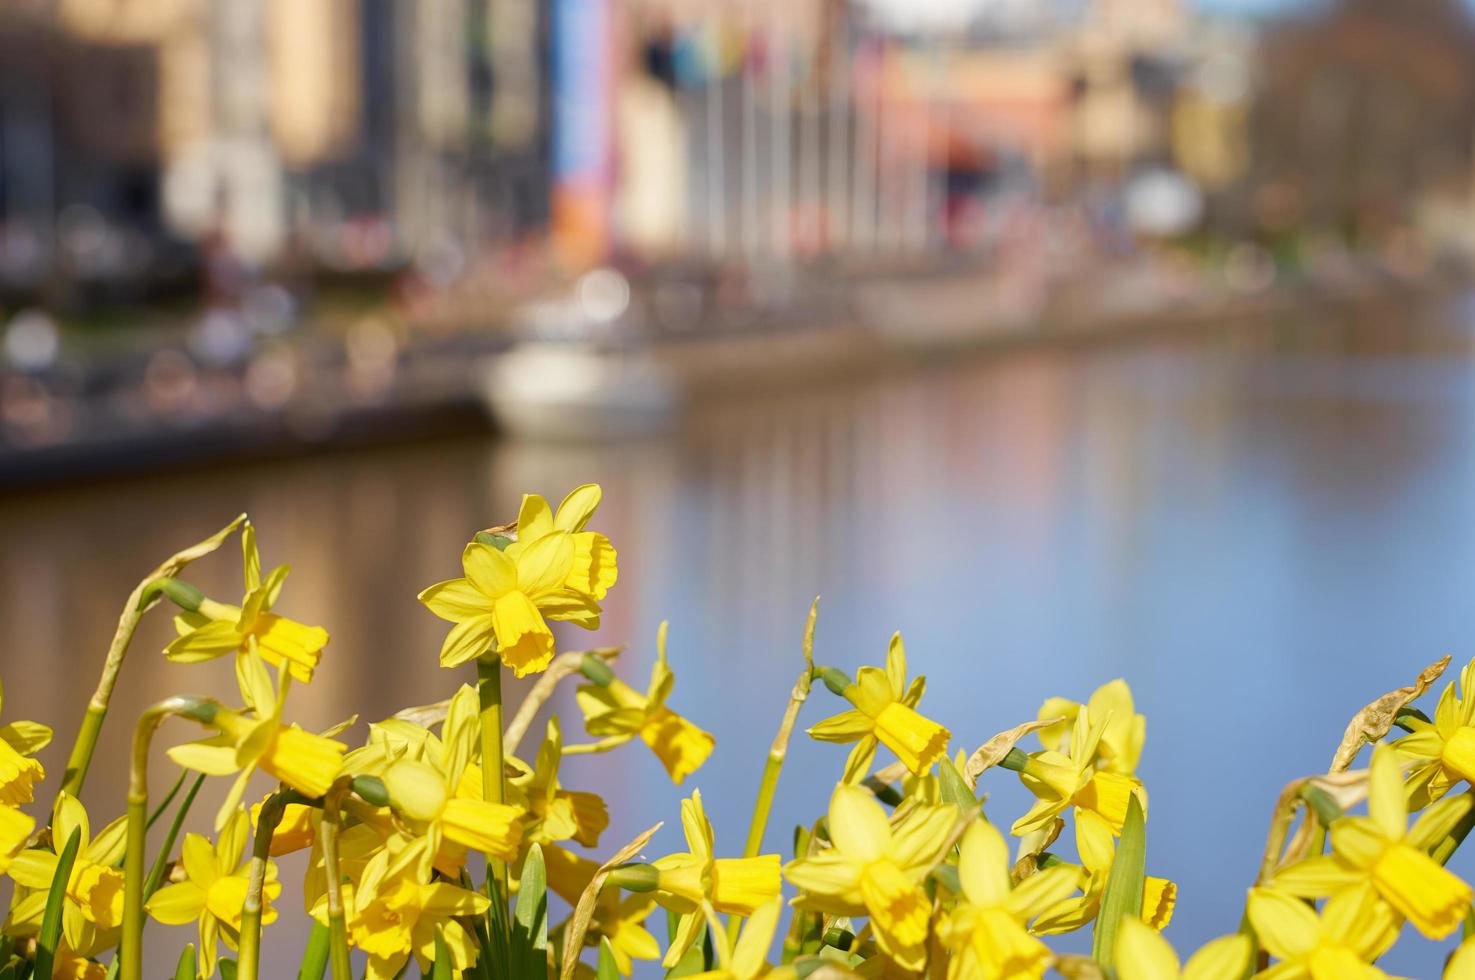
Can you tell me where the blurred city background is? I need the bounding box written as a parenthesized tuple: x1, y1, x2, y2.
(5, 0, 1475, 974)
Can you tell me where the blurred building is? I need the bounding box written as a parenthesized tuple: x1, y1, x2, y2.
(1247, 0, 1475, 246)
(1, 0, 550, 280)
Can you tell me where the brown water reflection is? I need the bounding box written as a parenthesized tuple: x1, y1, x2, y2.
(5, 293, 1475, 974)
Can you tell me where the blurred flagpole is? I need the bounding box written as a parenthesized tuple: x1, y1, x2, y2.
(705, 15, 727, 258)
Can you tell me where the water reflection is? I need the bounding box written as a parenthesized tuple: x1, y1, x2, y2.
(5, 295, 1475, 973)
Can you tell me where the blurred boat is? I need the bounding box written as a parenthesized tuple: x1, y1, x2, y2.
(480, 343, 680, 441)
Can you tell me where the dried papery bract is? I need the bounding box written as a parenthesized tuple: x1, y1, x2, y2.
(1257, 769, 1370, 883)
(1331, 655, 1450, 772)
(964, 717, 1067, 789)
(559, 822, 664, 980)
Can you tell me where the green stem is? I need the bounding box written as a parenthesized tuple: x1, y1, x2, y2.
(237, 792, 287, 980)
(121, 698, 219, 980)
(319, 780, 354, 980)
(477, 658, 508, 901)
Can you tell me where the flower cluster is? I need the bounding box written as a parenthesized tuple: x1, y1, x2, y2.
(0, 486, 1474, 980)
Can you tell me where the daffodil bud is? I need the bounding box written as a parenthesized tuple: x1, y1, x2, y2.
(813, 666, 852, 696)
(822, 924, 855, 949)
(998, 748, 1030, 772)
(147, 577, 204, 613)
(578, 655, 616, 687)
(351, 775, 389, 807)
(382, 759, 447, 822)
(606, 862, 660, 892)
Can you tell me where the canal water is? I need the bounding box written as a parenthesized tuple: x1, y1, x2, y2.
(5, 292, 1475, 975)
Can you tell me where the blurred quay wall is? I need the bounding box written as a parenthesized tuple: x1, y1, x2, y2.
(2, 0, 1475, 298)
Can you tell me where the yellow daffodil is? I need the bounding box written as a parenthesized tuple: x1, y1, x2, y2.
(1395, 657, 1475, 807)
(461, 717, 608, 849)
(1010, 705, 1143, 838)
(145, 809, 279, 980)
(690, 895, 786, 980)
(573, 623, 715, 784)
(1037, 678, 1145, 776)
(419, 534, 601, 677)
(0, 680, 49, 807)
(652, 789, 782, 968)
(504, 484, 619, 601)
(1450, 937, 1475, 979)
(1033, 809, 1176, 934)
(542, 841, 603, 906)
(808, 633, 950, 780)
(1246, 883, 1398, 979)
(167, 649, 346, 829)
(1272, 745, 1472, 939)
(7, 793, 127, 954)
(1114, 916, 1249, 980)
(347, 838, 490, 980)
(784, 783, 965, 970)
(377, 685, 523, 876)
(0, 804, 35, 874)
(166, 524, 329, 683)
(589, 888, 663, 977)
(934, 819, 1080, 980)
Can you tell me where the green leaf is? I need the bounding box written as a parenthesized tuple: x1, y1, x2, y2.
(219, 958, 238, 980)
(1093, 794, 1146, 974)
(146, 769, 190, 831)
(510, 844, 548, 979)
(175, 944, 198, 980)
(432, 927, 455, 980)
(297, 921, 330, 980)
(595, 938, 619, 980)
(938, 758, 976, 810)
(34, 825, 82, 979)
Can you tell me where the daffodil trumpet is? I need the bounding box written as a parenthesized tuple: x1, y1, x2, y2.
(122, 696, 222, 980)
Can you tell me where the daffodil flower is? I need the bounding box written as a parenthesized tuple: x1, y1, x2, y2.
(0, 804, 34, 874)
(808, 633, 950, 780)
(588, 888, 663, 977)
(167, 649, 346, 829)
(1037, 678, 1145, 776)
(1246, 884, 1398, 979)
(0, 679, 50, 807)
(934, 819, 1080, 980)
(542, 841, 603, 906)
(1114, 916, 1249, 980)
(504, 484, 619, 601)
(1272, 745, 1472, 939)
(376, 684, 524, 876)
(166, 524, 329, 683)
(347, 838, 490, 980)
(651, 789, 782, 968)
(1033, 809, 1176, 935)
(419, 534, 600, 676)
(1010, 705, 1143, 838)
(783, 783, 965, 970)
(1395, 658, 1475, 807)
(145, 809, 280, 980)
(8, 793, 127, 954)
(573, 623, 715, 784)
(690, 895, 786, 980)
(1449, 937, 1475, 980)
(461, 717, 608, 849)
